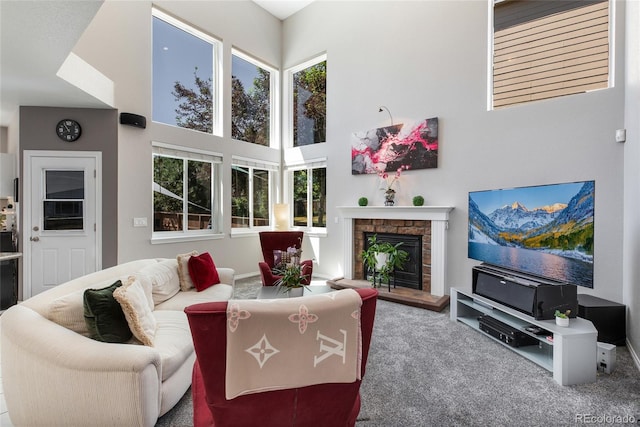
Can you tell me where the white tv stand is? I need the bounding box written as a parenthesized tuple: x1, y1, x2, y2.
(450, 287, 597, 386)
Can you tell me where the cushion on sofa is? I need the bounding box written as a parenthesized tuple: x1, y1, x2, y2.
(188, 252, 220, 291)
(177, 250, 198, 291)
(83, 280, 133, 343)
(138, 259, 180, 305)
(47, 277, 131, 336)
(153, 310, 195, 381)
(47, 288, 91, 336)
(114, 277, 157, 346)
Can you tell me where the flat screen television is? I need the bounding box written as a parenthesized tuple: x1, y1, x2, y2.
(468, 180, 594, 288)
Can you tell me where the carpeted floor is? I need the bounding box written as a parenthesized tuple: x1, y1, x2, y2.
(156, 278, 640, 426)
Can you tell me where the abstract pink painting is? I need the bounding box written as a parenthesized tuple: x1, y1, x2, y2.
(351, 117, 438, 175)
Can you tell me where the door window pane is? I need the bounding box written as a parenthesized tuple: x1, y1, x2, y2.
(45, 171, 84, 199)
(43, 201, 83, 230)
(43, 170, 84, 230)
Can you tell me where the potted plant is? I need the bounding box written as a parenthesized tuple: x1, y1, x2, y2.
(412, 195, 425, 206)
(555, 309, 571, 327)
(273, 263, 310, 297)
(360, 234, 409, 287)
(358, 197, 368, 206)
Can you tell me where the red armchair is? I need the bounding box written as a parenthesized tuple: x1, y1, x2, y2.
(258, 231, 313, 286)
(185, 288, 378, 427)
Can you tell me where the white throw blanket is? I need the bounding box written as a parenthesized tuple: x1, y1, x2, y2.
(225, 289, 363, 399)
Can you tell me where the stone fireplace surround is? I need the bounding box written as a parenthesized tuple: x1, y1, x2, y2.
(338, 206, 453, 296)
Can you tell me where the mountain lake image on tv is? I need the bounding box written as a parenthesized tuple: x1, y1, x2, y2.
(468, 181, 594, 288)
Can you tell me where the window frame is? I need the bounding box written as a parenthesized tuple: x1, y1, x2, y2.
(231, 48, 280, 148)
(230, 156, 279, 236)
(152, 8, 223, 136)
(284, 54, 327, 148)
(151, 142, 223, 244)
(488, 0, 613, 110)
(285, 158, 327, 235)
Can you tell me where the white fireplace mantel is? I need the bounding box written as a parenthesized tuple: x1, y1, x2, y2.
(337, 206, 454, 296)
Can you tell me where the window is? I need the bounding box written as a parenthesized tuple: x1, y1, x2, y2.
(231, 50, 277, 146)
(231, 157, 278, 230)
(152, 9, 221, 134)
(492, 0, 610, 109)
(290, 56, 327, 146)
(152, 143, 222, 239)
(290, 163, 326, 229)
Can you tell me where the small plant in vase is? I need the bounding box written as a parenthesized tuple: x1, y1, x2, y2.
(360, 234, 409, 288)
(555, 309, 571, 327)
(273, 263, 310, 296)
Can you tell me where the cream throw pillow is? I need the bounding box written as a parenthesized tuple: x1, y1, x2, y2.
(140, 259, 180, 305)
(177, 250, 198, 291)
(114, 277, 157, 347)
(46, 288, 90, 336)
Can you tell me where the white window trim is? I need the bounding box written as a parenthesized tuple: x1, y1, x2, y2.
(152, 8, 223, 136)
(151, 142, 223, 243)
(284, 53, 327, 149)
(230, 156, 279, 236)
(231, 48, 280, 148)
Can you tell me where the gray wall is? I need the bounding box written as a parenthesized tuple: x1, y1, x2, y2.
(19, 106, 118, 268)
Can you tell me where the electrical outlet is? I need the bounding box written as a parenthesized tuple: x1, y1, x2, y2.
(133, 217, 148, 227)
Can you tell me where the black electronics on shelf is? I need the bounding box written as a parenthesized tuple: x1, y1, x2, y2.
(472, 264, 578, 320)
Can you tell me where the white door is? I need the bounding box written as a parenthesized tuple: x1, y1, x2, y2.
(24, 151, 101, 298)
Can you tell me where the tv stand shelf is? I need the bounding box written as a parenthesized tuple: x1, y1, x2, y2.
(451, 287, 597, 386)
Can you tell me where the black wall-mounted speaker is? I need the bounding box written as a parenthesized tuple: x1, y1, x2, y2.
(119, 112, 146, 129)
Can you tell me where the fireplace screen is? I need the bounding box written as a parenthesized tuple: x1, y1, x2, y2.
(364, 232, 422, 290)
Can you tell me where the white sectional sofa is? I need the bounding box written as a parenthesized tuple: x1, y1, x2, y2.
(0, 257, 235, 427)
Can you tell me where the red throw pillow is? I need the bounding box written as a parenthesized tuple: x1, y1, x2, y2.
(188, 252, 221, 292)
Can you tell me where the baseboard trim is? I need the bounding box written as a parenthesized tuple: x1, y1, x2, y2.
(627, 339, 640, 372)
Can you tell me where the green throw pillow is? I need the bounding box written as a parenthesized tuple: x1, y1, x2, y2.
(83, 280, 133, 343)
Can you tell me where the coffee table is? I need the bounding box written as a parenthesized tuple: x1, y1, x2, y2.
(257, 284, 335, 299)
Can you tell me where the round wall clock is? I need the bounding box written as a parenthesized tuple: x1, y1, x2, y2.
(56, 119, 82, 142)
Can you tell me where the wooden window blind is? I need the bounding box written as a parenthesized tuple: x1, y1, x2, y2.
(493, 0, 609, 109)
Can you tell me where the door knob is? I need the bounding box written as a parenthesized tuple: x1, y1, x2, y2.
(30, 236, 39, 242)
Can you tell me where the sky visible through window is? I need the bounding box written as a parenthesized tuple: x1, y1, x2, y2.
(152, 16, 213, 127)
(232, 54, 262, 95)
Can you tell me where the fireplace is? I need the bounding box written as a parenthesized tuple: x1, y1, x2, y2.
(337, 206, 453, 296)
(363, 232, 422, 290)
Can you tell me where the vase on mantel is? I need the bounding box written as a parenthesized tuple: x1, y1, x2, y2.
(384, 189, 395, 206)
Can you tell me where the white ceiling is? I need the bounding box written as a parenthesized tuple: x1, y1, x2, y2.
(0, 0, 313, 128)
(253, 0, 315, 20)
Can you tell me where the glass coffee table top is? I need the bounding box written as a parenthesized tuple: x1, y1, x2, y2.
(257, 284, 335, 299)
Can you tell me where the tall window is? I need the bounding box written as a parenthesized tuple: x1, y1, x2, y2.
(492, 0, 610, 109)
(231, 50, 277, 146)
(231, 158, 277, 230)
(152, 9, 220, 134)
(152, 143, 221, 238)
(290, 56, 326, 146)
(291, 164, 326, 229)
